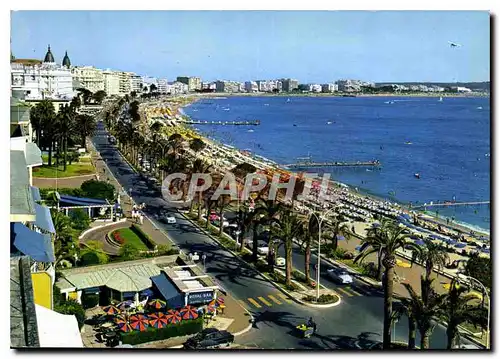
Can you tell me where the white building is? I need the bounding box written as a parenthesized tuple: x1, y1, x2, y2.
(453, 86, 472, 93)
(244, 81, 258, 92)
(130, 74, 143, 94)
(142, 76, 158, 92)
(321, 83, 338, 93)
(157, 78, 168, 93)
(309, 84, 322, 93)
(166, 81, 188, 95)
(71, 66, 105, 93)
(11, 46, 75, 100)
(102, 70, 120, 96)
(118, 71, 132, 95)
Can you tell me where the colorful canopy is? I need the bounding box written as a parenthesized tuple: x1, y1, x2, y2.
(206, 305, 216, 313)
(149, 312, 169, 329)
(148, 299, 167, 310)
(114, 315, 127, 325)
(118, 300, 133, 310)
(130, 314, 149, 331)
(165, 309, 182, 324)
(102, 305, 120, 315)
(179, 305, 199, 320)
(119, 323, 133, 332)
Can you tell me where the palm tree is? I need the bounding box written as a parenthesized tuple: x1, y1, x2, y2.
(393, 278, 447, 349)
(76, 114, 97, 148)
(187, 159, 213, 218)
(355, 219, 422, 349)
(442, 279, 488, 349)
(273, 207, 302, 286)
(252, 199, 282, 263)
(56, 105, 77, 171)
(411, 238, 449, 285)
(189, 138, 206, 153)
(216, 194, 233, 237)
(30, 100, 56, 157)
(298, 217, 316, 284)
(327, 214, 351, 252)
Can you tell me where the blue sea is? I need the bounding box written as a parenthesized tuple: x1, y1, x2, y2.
(182, 96, 491, 233)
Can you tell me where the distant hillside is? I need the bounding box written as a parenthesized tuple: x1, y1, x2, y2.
(376, 82, 490, 92)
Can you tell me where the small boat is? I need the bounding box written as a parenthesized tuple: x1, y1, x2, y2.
(477, 106, 483, 110)
(327, 121, 333, 125)
(293, 124, 297, 127)
(287, 98, 291, 103)
(438, 97, 443, 102)
(405, 141, 412, 145)
(414, 173, 420, 179)
(264, 103, 270, 106)
(247, 129, 254, 133)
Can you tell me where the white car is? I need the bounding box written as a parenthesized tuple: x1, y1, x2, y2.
(275, 257, 285, 267)
(327, 268, 353, 284)
(166, 215, 177, 224)
(257, 244, 269, 255)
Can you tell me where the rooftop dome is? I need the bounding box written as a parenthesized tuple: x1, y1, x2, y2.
(62, 51, 71, 68)
(43, 45, 55, 63)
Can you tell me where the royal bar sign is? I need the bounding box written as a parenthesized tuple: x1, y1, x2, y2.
(187, 291, 214, 305)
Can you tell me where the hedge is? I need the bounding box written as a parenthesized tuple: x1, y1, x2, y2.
(121, 318, 203, 345)
(130, 224, 156, 250)
(302, 294, 339, 304)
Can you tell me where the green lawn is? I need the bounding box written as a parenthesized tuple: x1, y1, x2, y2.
(33, 162, 95, 178)
(113, 228, 148, 250)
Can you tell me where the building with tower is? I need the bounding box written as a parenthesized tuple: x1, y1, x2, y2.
(10, 45, 75, 100)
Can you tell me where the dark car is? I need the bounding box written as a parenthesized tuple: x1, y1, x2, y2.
(183, 328, 234, 349)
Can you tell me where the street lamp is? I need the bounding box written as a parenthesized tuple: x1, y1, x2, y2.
(309, 207, 337, 301)
(202, 253, 207, 272)
(457, 273, 490, 349)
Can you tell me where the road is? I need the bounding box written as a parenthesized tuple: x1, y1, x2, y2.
(91, 121, 482, 350)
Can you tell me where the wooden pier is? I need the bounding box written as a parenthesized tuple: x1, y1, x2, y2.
(284, 158, 381, 169)
(413, 201, 490, 209)
(179, 119, 260, 126)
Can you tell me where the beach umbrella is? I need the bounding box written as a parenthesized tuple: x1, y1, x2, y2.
(118, 300, 133, 310)
(179, 305, 199, 320)
(114, 315, 127, 325)
(165, 309, 182, 324)
(148, 299, 167, 310)
(206, 305, 217, 314)
(149, 313, 169, 329)
(102, 305, 121, 315)
(336, 235, 346, 241)
(455, 242, 467, 248)
(119, 323, 133, 332)
(480, 248, 490, 254)
(443, 283, 461, 290)
(130, 314, 150, 332)
(371, 223, 380, 228)
(215, 297, 225, 306)
(414, 239, 425, 246)
(355, 245, 362, 252)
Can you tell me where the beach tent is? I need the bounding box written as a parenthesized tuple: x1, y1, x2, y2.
(35, 304, 83, 347)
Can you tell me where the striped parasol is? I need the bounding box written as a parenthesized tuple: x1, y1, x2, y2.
(165, 309, 182, 324)
(119, 323, 133, 332)
(149, 312, 169, 329)
(102, 305, 121, 315)
(148, 299, 167, 310)
(179, 305, 199, 320)
(206, 305, 217, 313)
(130, 314, 149, 332)
(114, 315, 127, 325)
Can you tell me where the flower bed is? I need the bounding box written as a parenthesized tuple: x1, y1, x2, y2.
(121, 317, 203, 345)
(302, 294, 340, 304)
(109, 227, 148, 251)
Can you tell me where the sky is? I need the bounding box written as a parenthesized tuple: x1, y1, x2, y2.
(10, 10, 490, 83)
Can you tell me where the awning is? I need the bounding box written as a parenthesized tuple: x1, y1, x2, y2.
(34, 203, 56, 234)
(30, 186, 41, 202)
(59, 194, 108, 206)
(25, 143, 43, 167)
(35, 304, 84, 348)
(151, 272, 185, 309)
(12, 223, 55, 263)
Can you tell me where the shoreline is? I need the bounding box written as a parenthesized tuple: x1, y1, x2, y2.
(193, 92, 489, 98)
(149, 96, 490, 241)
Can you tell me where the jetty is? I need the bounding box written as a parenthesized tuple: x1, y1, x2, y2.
(284, 157, 381, 169)
(412, 201, 490, 210)
(178, 119, 260, 126)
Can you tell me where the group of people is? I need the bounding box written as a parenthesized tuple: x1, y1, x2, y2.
(131, 203, 146, 224)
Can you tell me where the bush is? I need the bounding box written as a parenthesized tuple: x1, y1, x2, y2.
(54, 300, 86, 328)
(81, 293, 100, 309)
(302, 294, 339, 304)
(130, 224, 156, 249)
(81, 179, 116, 201)
(119, 243, 139, 260)
(80, 251, 109, 266)
(69, 209, 91, 230)
(292, 270, 306, 282)
(121, 318, 203, 345)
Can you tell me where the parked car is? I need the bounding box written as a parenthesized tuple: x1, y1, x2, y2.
(166, 214, 176, 224)
(327, 268, 353, 284)
(257, 241, 269, 255)
(183, 328, 234, 349)
(275, 257, 285, 267)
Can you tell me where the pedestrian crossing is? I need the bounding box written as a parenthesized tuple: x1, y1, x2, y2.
(239, 286, 368, 309)
(239, 292, 293, 309)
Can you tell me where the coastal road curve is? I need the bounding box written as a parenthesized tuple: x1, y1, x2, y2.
(91, 121, 481, 350)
